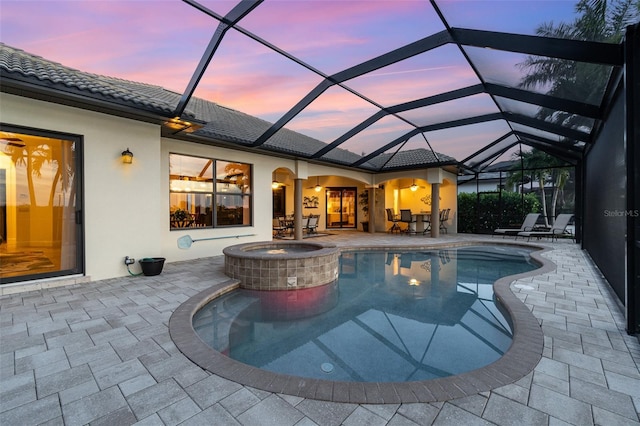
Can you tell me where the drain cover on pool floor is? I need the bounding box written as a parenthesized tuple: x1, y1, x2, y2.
(321, 362, 334, 373)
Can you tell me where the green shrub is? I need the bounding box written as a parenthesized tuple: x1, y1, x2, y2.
(458, 192, 540, 234)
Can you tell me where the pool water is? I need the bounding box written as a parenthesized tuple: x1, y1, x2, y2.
(245, 246, 318, 255)
(193, 245, 538, 382)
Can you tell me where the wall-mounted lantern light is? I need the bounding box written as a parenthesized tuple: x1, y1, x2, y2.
(121, 148, 133, 164)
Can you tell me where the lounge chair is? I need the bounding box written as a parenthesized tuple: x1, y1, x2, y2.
(517, 213, 574, 241)
(494, 213, 540, 238)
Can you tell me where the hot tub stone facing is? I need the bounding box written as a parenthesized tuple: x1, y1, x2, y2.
(223, 241, 340, 290)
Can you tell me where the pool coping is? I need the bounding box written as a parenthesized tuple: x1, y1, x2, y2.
(169, 240, 555, 404)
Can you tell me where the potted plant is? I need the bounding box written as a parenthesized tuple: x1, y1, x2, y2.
(171, 208, 191, 228)
(359, 190, 370, 232)
(171, 208, 189, 221)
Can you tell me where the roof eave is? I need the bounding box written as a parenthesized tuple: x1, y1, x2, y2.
(0, 72, 174, 126)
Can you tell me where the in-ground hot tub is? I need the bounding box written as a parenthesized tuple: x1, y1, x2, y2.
(223, 241, 340, 290)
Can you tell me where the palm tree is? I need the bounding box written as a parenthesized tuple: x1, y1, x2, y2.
(509, 149, 571, 226)
(515, 0, 638, 224)
(519, 0, 639, 119)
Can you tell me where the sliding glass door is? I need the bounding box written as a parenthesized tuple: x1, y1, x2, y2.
(326, 187, 356, 229)
(0, 126, 83, 283)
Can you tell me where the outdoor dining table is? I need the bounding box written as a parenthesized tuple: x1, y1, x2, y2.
(414, 211, 431, 234)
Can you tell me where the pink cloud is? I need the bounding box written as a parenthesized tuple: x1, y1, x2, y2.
(238, 1, 444, 72)
(1, 1, 211, 91)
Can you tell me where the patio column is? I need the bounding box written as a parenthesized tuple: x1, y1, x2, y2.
(430, 183, 440, 238)
(368, 187, 375, 233)
(294, 178, 303, 240)
(428, 168, 443, 238)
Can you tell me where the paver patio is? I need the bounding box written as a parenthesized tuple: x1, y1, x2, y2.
(1, 233, 639, 425)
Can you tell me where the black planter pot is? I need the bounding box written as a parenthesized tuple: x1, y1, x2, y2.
(361, 221, 369, 232)
(139, 257, 165, 276)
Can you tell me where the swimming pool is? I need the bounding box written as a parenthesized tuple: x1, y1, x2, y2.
(170, 242, 551, 403)
(192, 245, 539, 383)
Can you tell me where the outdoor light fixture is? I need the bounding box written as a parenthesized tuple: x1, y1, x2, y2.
(314, 177, 322, 192)
(162, 117, 202, 134)
(272, 172, 286, 189)
(410, 180, 418, 192)
(121, 148, 133, 164)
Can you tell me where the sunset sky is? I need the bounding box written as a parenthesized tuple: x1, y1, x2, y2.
(0, 0, 581, 163)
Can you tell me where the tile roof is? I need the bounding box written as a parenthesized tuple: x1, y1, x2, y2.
(0, 43, 180, 116)
(368, 148, 457, 169)
(0, 43, 455, 170)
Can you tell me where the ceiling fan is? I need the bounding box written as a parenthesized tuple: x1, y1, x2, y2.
(306, 176, 323, 192)
(271, 172, 289, 189)
(401, 179, 426, 192)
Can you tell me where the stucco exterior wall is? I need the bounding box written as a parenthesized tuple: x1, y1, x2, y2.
(1, 92, 162, 281)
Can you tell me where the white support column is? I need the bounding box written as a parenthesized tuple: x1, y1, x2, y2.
(427, 169, 443, 238)
(368, 187, 375, 233)
(294, 160, 308, 241)
(294, 178, 303, 240)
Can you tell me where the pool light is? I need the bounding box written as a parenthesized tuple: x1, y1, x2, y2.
(321, 362, 334, 373)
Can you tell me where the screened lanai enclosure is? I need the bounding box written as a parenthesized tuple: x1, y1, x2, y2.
(1, 1, 638, 331)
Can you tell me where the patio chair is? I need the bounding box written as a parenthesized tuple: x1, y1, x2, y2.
(273, 218, 286, 238)
(386, 208, 401, 234)
(282, 216, 294, 236)
(494, 213, 540, 238)
(439, 208, 451, 233)
(305, 215, 318, 234)
(419, 212, 431, 235)
(517, 213, 574, 241)
(400, 209, 416, 234)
